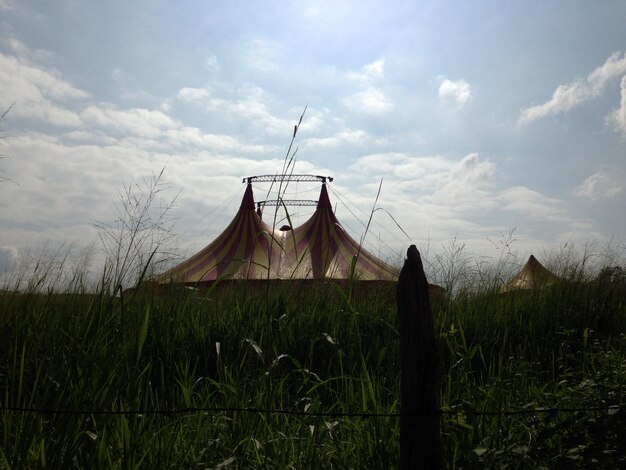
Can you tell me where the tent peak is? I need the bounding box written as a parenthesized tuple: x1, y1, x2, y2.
(500, 254, 561, 292)
(317, 183, 332, 209)
(241, 183, 255, 209)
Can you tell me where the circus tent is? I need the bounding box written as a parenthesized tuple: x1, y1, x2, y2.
(154, 180, 399, 284)
(500, 255, 561, 292)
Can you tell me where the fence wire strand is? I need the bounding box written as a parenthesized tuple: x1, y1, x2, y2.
(1, 403, 623, 418)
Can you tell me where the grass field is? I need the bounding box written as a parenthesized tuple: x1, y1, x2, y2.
(1, 256, 625, 468)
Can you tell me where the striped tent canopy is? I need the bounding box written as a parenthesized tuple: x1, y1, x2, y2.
(155, 182, 399, 284)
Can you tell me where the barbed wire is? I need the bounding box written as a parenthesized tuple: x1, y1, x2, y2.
(1, 403, 623, 418)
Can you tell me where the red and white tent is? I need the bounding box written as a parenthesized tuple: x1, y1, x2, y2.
(155, 182, 399, 284)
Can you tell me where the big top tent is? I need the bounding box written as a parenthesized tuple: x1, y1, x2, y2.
(154, 176, 399, 285)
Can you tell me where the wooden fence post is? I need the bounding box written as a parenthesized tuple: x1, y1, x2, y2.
(397, 245, 443, 469)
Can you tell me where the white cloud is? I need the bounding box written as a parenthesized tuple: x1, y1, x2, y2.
(303, 129, 370, 148)
(519, 51, 626, 125)
(18, 101, 82, 127)
(438, 79, 472, 105)
(363, 59, 385, 79)
(177, 87, 211, 102)
(165, 127, 275, 154)
(338, 153, 531, 255)
(426, 153, 496, 211)
(519, 81, 588, 124)
(0, 129, 297, 259)
(81, 106, 178, 138)
(588, 52, 626, 90)
(1, 52, 88, 100)
(349, 153, 448, 183)
(349, 152, 493, 195)
(348, 152, 497, 213)
(295, 109, 325, 134)
(341, 152, 599, 253)
(229, 85, 294, 135)
(344, 87, 393, 114)
(4, 37, 33, 57)
(608, 75, 626, 135)
(175, 84, 294, 136)
(62, 130, 118, 145)
(0, 51, 87, 126)
(351, 59, 385, 81)
(574, 170, 623, 200)
(498, 186, 568, 221)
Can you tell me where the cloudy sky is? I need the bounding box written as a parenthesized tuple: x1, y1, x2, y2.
(1, 1, 626, 275)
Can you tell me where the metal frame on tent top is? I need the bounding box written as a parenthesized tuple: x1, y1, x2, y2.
(256, 199, 318, 209)
(242, 174, 333, 183)
(255, 199, 319, 220)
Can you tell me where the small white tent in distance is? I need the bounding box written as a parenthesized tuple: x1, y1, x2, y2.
(500, 255, 561, 293)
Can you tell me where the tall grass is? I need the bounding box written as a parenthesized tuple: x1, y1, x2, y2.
(1, 244, 625, 468)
